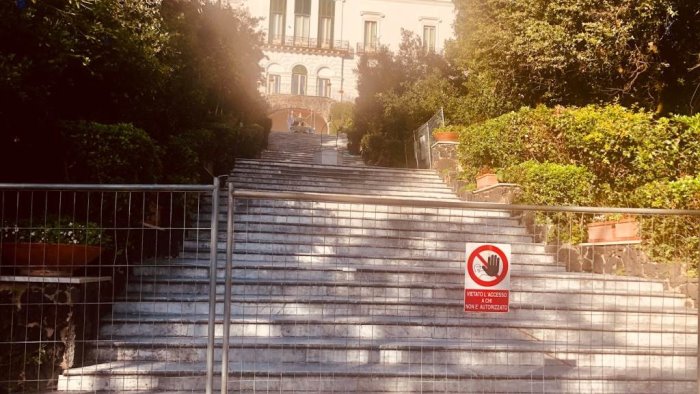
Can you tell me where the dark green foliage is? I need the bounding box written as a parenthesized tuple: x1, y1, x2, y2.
(349, 31, 459, 167)
(329, 102, 354, 135)
(460, 104, 700, 268)
(0, 0, 270, 183)
(62, 121, 161, 184)
(500, 161, 596, 207)
(459, 105, 700, 205)
(164, 123, 268, 183)
(500, 161, 596, 244)
(449, 0, 700, 118)
(633, 177, 700, 269)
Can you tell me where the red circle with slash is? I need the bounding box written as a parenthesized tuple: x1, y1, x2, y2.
(466, 244, 509, 287)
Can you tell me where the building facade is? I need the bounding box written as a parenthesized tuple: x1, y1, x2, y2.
(231, 0, 455, 132)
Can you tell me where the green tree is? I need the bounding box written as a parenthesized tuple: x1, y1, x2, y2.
(0, 0, 270, 182)
(349, 31, 457, 167)
(448, 0, 700, 117)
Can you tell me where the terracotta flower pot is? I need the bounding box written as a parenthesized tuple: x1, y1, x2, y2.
(432, 131, 459, 142)
(476, 173, 498, 190)
(586, 219, 640, 243)
(0, 243, 103, 276)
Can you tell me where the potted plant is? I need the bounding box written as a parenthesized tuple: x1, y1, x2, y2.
(475, 166, 499, 190)
(586, 214, 640, 243)
(431, 125, 461, 142)
(0, 217, 109, 276)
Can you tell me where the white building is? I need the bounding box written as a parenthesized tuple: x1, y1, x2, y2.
(231, 0, 455, 132)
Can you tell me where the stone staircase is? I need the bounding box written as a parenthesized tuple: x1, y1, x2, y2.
(261, 131, 364, 166)
(58, 137, 697, 392)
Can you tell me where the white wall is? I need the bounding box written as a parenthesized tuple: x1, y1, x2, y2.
(232, 0, 455, 101)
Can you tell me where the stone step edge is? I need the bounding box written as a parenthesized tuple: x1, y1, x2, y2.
(59, 362, 697, 386)
(84, 337, 698, 357)
(234, 159, 439, 175)
(197, 225, 533, 239)
(231, 172, 453, 187)
(112, 295, 697, 315)
(124, 277, 685, 299)
(101, 313, 698, 334)
(178, 250, 559, 265)
(134, 261, 668, 284)
(183, 240, 553, 255)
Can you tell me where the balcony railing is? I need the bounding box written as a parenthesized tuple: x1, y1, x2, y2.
(356, 42, 380, 54)
(264, 33, 351, 53)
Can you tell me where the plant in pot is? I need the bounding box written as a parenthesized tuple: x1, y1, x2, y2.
(431, 125, 461, 142)
(586, 214, 640, 243)
(0, 217, 110, 276)
(475, 166, 499, 190)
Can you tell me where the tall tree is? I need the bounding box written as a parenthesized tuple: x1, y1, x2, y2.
(448, 0, 700, 116)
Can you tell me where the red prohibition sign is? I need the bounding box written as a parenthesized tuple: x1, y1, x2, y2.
(467, 244, 509, 287)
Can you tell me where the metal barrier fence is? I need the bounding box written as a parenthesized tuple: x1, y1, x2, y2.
(1, 182, 699, 393)
(221, 189, 700, 393)
(0, 182, 220, 393)
(413, 108, 444, 169)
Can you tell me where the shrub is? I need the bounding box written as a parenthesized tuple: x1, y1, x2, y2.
(61, 121, 161, 183)
(360, 132, 406, 167)
(458, 106, 568, 181)
(458, 105, 700, 206)
(500, 161, 596, 206)
(163, 122, 268, 183)
(500, 161, 596, 244)
(632, 176, 700, 271)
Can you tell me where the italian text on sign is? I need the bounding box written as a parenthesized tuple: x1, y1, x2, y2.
(464, 243, 511, 313)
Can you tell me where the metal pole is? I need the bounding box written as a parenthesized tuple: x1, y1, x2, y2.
(426, 124, 433, 169)
(221, 182, 235, 393)
(205, 177, 220, 394)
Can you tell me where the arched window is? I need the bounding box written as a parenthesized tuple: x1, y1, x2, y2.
(266, 64, 284, 94)
(291, 65, 308, 95)
(317, 67, 333, 97)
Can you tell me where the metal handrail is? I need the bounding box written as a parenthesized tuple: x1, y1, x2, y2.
(0, 183, 216, 191)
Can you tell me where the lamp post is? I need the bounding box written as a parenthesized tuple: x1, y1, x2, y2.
(335, 0, 345, 103)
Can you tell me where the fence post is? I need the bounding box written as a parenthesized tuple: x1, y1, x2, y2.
(221, 181, 235, 393)
(205, 177, 220, 394)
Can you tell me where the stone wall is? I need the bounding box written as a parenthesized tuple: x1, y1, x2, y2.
(0, 280, 105, 392)
(552, 243, 698, 307)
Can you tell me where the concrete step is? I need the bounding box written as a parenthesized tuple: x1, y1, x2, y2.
(133, 260, 666, 293)
(125, 278, 689, 310)
(193, 219, 533, 243)
(182, 239, 554, 261)
(111, 295, 696, 324)
(197, 226, 534, 246)
(230, 182, 461, 200)
(85, 336, 696, 371)
(100, 314, 697, 348)
(139, 254, 564, 277)
(201, 197, 518, 219)
(58, 361, 697, 392)
(229, 176, 453, 196)
(234, 159, 441, 178)
(230, 171, 453, 190)
(176, 251, 561, 273)
(229, 208, 519, 224)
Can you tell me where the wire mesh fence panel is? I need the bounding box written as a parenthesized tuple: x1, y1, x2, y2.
(0, 184, 218, 393)
(413, 108, 444, 169)
(2, 182, 697, 393)
(222, 190, 699, 393)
